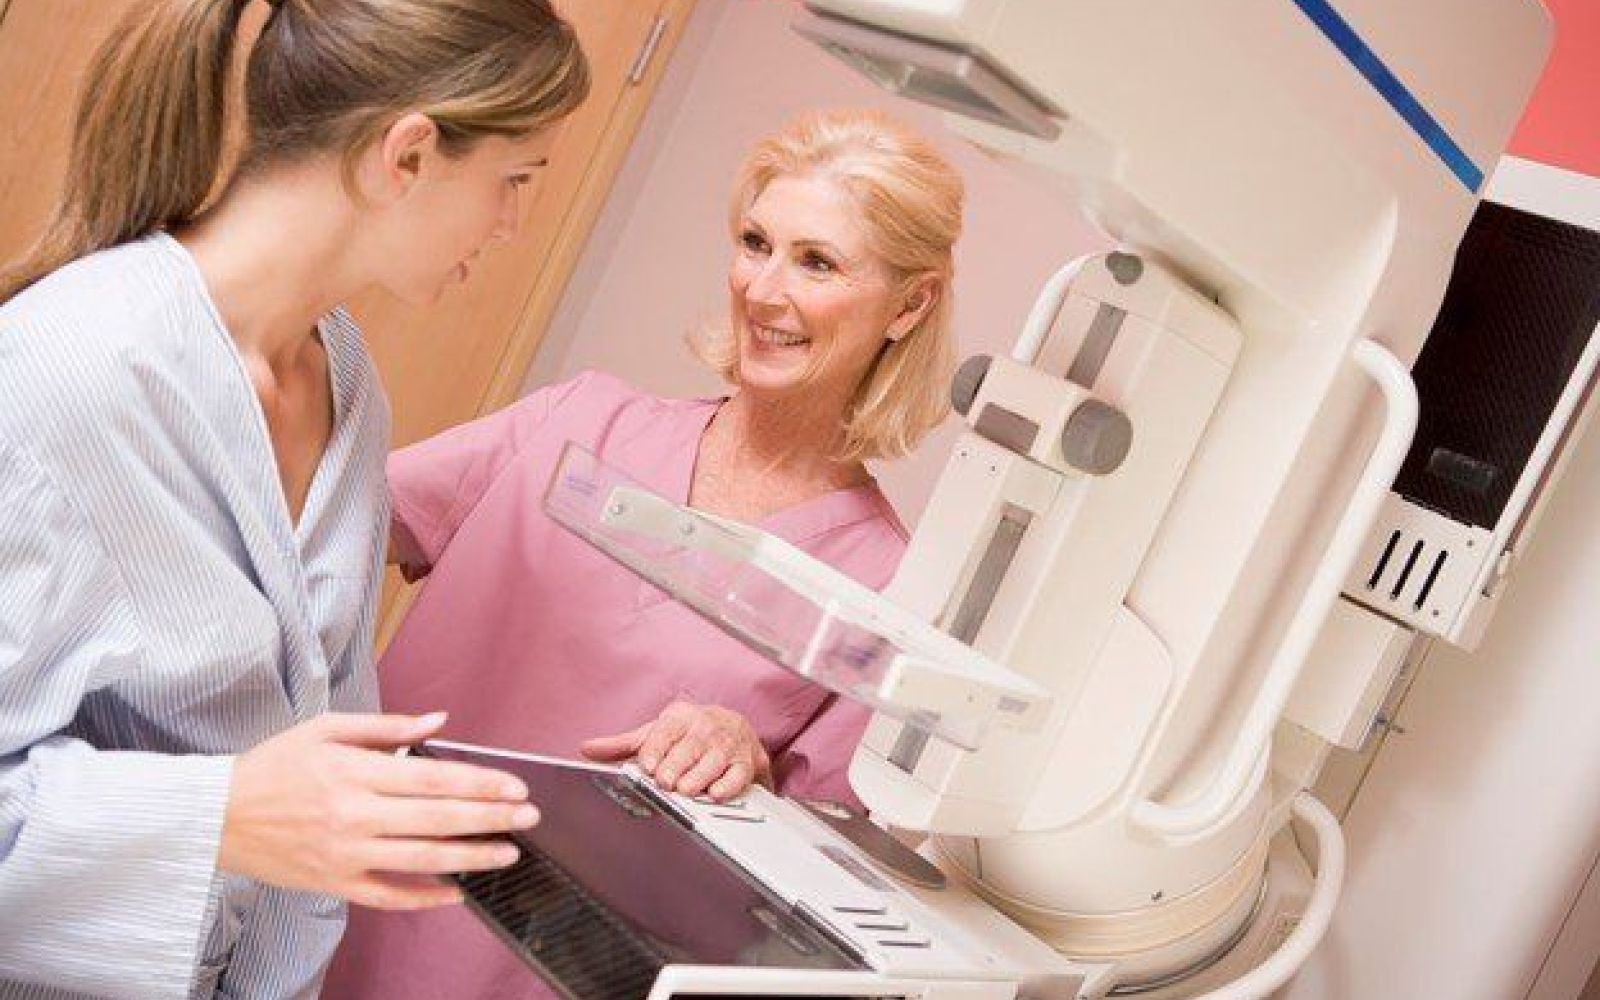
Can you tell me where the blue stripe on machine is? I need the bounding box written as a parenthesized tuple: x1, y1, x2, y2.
(1291, 0, 1485, 192)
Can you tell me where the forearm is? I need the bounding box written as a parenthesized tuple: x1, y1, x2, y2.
(0, 739, 233, 999)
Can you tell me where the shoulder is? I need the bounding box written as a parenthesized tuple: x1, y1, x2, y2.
(522, 368, 716, 441)
(861, 485, 911, 545)
(0, 236, 203, 441)
(794, 484, 910, 591)
(1, 235, 193, 349)
(811, 483, 910, 547)
(851, 486, 912, 581)
(546, 368, 684, 417)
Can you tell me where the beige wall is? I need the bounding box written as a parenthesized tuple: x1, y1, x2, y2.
(529, 0, 1108, 523)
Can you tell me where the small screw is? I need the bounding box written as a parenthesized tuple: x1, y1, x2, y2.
(1375, 714, 1407, 735)
(608, 502, 626, 516)
(1150, 890, 1164, 902)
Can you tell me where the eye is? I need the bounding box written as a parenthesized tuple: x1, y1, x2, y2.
(738, 229, 769, 255)
(801, 250, 836, 275)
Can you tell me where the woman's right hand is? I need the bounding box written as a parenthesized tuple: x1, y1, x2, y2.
(218, 712, 536, 910)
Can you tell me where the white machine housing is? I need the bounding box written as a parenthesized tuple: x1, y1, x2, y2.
(793, 0, 1553, 991)
(803, 0, 1550, 842)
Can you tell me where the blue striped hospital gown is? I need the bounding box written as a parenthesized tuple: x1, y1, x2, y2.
(0, 233, 389, 998)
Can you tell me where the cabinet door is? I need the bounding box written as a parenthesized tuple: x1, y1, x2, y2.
(0, 0, 145, 259)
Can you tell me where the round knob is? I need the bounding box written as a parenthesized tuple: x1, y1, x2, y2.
(1061, 399, 1133, 474)
(1106, 251, 1144, 285)
(950, 354, 993, 417)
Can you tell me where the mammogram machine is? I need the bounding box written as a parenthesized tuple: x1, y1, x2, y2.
(436, 1, 1600, 996)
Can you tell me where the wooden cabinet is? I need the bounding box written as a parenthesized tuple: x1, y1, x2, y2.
(0, 0, 697, 638)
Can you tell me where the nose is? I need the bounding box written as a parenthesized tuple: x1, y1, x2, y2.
(743, 255, 788, 311)
(491, 186, 521, 244)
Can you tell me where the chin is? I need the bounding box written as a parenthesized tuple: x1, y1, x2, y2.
(389, 279, 453, 309)
(737, 355, 814, 396)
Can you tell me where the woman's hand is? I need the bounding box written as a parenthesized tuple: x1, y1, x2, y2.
(581, 701, 772, 801)
(219, 712, 536, 911)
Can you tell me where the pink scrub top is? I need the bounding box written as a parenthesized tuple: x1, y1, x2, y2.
(323, 370, 908, 1000)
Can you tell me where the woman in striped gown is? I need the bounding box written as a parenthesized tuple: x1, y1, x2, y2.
(0, 1, 588, 997)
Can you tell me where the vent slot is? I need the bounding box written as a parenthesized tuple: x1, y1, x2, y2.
(1389, 540, 1425, 600)
(1367, 530, 1402, 590)
(1360, 524, 1466, 620)
(1415, 550, 1450, 611)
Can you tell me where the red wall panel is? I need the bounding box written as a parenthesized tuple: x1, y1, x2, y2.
(1509, 0, 1600, 178)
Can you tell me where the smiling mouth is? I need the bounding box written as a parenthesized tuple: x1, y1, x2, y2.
(751, 324, 810, 348)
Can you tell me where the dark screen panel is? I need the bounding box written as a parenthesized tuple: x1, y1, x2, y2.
(417, 744, 866, 1000)
(1394, 201, 1600, 528)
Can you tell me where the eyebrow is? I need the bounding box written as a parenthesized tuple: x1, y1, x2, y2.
(741, 217, 851, 262)
(792, 238, 846, 258)
(520, 157, 550, 170)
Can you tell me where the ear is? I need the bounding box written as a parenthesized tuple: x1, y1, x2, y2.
(367, 112, 440, 202)
(885, 274, 941, 343)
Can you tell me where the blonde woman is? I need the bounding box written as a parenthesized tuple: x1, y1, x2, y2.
(0, 0, 587, 996)
(326, 108, 964, 1000)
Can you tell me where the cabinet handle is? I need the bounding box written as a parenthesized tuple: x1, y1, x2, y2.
(628, 15, 669, 86)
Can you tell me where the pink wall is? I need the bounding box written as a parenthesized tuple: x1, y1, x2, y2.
(1509, 0, 1600, 178)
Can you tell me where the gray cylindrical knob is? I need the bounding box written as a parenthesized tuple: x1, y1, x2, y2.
(1106, 251, 1144, 285)
(1062, 399, 1133, 475)
(951, 354, 993, 417)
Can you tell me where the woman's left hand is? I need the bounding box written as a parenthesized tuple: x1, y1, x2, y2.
(581, 701, 772, 801)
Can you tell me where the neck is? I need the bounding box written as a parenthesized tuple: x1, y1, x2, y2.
(715, 385, 866, 487)
(176, 162, 362, 374)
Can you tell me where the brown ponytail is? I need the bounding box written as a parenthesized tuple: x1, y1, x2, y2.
(0, 0, 248, 301)
(1, 0, 589, 303)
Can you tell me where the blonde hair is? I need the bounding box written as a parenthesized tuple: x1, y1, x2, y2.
(691, 108, 964, 462)
(0, 0, 589, 302)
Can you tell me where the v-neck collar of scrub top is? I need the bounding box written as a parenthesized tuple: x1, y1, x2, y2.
(628, 393, 896, 613)
(672, 394, 894, 544)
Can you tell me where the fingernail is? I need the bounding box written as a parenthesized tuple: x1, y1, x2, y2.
(496, 846, 520, 866)
(512, 805, 538, 827)
(501, 780, 527, 800)
(640, 756, 657, 771)
(417, 711, 447, 730)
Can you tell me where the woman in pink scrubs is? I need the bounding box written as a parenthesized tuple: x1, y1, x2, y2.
(324, 108, 965, 1000)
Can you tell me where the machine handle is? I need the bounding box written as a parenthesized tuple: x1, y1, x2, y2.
(1012, 254, 1094, 364)
(1130, 339, 1417, 840)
